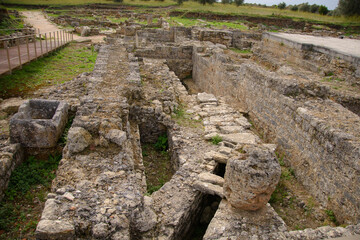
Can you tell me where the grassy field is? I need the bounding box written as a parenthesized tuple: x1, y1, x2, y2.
(0, 43, 97, 99)
(3, 0, 360, 25)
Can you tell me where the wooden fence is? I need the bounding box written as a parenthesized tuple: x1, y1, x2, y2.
(0, 30, 73, 76)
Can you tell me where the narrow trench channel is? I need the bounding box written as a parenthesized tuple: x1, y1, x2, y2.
(138, 119, 174, 195)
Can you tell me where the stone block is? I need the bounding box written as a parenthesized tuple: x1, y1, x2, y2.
(10, 99, 68, 148)
(224, 145, 280, 210)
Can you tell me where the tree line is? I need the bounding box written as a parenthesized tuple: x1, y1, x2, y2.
(277, 0, 360, 16)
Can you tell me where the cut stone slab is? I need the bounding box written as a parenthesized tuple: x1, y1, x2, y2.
(198, 172, 225, 186)
(219, 125, 244, 134)
(35, 220, 75, 240)
(197, 92, 218, 104)
(10, 99, 68, 148)
(204, 150, 228, 164)
(221, 133, 258, 145)
(194, 180, 224, 198)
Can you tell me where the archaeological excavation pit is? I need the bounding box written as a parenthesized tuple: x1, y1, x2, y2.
(0, 17, 352, 240)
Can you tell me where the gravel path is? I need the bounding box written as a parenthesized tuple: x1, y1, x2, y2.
(21, 11, 105, 43)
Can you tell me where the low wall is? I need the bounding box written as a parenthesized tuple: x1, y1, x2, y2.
(192, 49, 360, 224)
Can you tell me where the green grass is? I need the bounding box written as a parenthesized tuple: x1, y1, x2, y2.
(210, 134, 222, 145)
(171, 104, 203, 128)
(0, 14, 24, 35)
(0, 43, 97, 99)
(230, 48, 252, 54)
(0, 154, 61, 239)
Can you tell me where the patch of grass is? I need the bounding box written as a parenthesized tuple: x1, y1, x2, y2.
(154, 133, 168, 152)
(207, 20, 248, 30)
(58, 115, 74, 146)
(210, 134, 222, 145)
(325, 209, 338, 225)
(0, 13, 24, 35)
(171, 104, 203, 128)
(170, 16, 199, 27)
(0, 43, 97, 99)
(229, 48, 252, 54)
(0, 154, 61, 239)
(142, 143, 173, 195)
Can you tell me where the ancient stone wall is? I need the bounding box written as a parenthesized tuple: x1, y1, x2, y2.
(257, 33, 360, 86)
(135, 45, 193, 79)
(137, 28, 174, 43)
(192, 48, 360, 224)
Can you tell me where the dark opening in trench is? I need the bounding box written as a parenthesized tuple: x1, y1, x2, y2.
(139, 121, 175, 195)
(187, 194, 221, 240)
(213, 163, 226, 178)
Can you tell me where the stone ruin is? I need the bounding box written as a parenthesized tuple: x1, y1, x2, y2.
(0, 15, 359, 240)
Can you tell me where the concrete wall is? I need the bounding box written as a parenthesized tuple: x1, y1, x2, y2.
(192, 49, 360, 224)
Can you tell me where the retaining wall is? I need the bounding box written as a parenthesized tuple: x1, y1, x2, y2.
(192, 49, 360, 224)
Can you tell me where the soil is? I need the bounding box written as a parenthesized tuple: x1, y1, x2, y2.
(142, 144, 175, 194)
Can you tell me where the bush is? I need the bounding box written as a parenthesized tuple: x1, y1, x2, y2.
(278, 2, 286, 9)
(318, 5, 329, 15)
(234, 0, 244, 6)
(113, 0, 123, 2)
(299, 2, 311, 12)
(290, 5, 299, 11)
(310, 4, 319, 13)
(337, 0, 360, 16)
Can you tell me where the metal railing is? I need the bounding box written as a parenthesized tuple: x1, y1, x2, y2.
(0, 30, 74, 75)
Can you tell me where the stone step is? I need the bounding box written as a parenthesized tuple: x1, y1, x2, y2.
(198, 172, 224, 187)
(193, 180, 224, 198)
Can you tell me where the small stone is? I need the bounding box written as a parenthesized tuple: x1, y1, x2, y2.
(63, 192, 75, 201)
(66, 127, 92, 155)
(197, 92, 218, 104)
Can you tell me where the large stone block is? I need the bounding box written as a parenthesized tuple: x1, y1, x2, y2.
(10, 99, 69, 148)
(223, 145, 280, 211)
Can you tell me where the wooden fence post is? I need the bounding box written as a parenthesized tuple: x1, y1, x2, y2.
(49, 32, 52, 51)
(16, 38, 22, 69)
(57, 31, 60, 47)
(39, 33, 43, 55)
(26, 37, 30, 61)
(33, 34, 38, 59)
(5, 41, 12, 74)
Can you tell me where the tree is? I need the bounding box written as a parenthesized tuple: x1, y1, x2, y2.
(278, 2, 286, 9)
(198, 0, 215, 5)
(337, 0, 360, 16)
(222, 0, 231, 4)
(318, 5, 329, 15)
(290, 5, 299, 11)
(310, 4, 319, 13)
(299, 2, 311, 12)
(234, 0, 244, 6)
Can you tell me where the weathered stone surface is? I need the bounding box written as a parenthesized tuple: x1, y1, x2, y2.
(203, 200, 287, 240)
(193, 180, 224, 198)
(36, 220, 75, 240)
(224, 145, 281, 210)
(80, 26, 91, 36)
(0, 97, 24, 115)
(10, 99, 68, 148)
(198, 172, 224, 186)
(105, 129, 127, 146)
(197, 92, 218, 104)
(65, 127, 92, 155)
(221, 132, 259, 145)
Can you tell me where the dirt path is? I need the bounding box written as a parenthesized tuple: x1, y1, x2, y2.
(21, 11, 104, 43)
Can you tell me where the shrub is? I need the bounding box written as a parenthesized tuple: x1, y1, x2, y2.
(234, 0, 244, 6)
(113, 0, 123, 2)
(210, 135, 223, 145)
(299, 2, 311, 12)
(290, 5, 299, 11)
(318, 5, 329, 15)
(278, 2, 286, 9)
(310, 4, 319, 13)
(337, 0, 360, 16)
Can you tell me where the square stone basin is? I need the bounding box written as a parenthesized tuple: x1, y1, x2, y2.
(10, 99, 69, 148)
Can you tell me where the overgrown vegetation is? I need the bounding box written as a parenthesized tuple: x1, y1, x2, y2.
(0, 43, 97, 99)
(142, 134, 173, 195)
(0, 154, 62, 239)
(0, 7, 24, 35)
